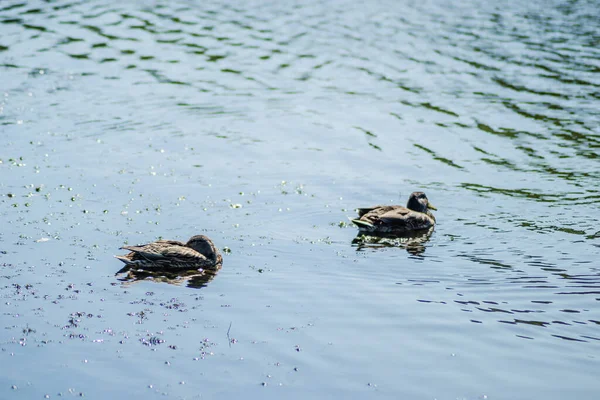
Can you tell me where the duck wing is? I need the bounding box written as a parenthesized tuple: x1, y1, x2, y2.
(357, 205, 397, 218)
(121, 240, 207, 263)
(377, 207, 433, 230)
(120, 239, 184, 253)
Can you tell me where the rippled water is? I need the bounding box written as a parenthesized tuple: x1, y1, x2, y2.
(1, 0, 599, 398)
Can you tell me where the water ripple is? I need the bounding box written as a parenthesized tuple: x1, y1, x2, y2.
(1, 1, 599, 396)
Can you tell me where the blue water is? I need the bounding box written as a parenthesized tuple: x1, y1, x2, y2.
(1, 0, 599, 398)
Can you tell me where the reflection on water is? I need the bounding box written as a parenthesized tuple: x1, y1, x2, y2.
(116, 266, 220, 289)
(352, 228, 433, 256)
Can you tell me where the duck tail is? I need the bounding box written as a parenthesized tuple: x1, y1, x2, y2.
(350, 218, 375, 231)
(114, 255, 133, 265)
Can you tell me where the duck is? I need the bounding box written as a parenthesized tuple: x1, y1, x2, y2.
(351, 192, 436, 234)
(115, 235, 222, 271)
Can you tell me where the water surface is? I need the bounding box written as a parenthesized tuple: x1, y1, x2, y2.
(1, 0, 599, 399)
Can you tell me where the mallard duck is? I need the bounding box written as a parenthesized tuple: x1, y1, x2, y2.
(115, 235, 222, 271)
(351, 192, 436, 234)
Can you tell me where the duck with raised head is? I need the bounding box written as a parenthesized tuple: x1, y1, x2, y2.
(115, 235, 222, 271)
(351, 192, 437, 234)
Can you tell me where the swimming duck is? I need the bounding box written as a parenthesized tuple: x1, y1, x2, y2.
(351, 192, 436, 234)
(115, 235, 222, 271)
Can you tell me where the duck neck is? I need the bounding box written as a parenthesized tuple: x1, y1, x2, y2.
(426, 210, 436, 222)
(203, 242, 220, 264)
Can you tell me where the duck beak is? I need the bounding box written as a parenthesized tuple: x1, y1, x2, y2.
(428, 202, 437, 211)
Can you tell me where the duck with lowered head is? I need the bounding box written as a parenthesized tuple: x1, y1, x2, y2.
(115, 235, 222, 271)
(351, 191, 437, 234)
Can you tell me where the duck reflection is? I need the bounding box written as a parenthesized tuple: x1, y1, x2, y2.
(352, 227, 433, 256)
(116, 266, 220, 289)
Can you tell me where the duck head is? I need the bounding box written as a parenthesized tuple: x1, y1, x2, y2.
(406, 192, 437, 214)
(186, 235, 222, 265)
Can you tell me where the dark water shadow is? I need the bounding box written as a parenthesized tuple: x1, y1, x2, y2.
(352, 228, 434, 256)
(116, 265, 220, 289)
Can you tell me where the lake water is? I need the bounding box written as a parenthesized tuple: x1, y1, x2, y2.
(1, 0, 599, 398)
